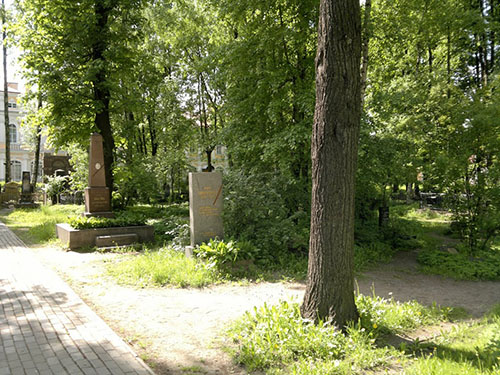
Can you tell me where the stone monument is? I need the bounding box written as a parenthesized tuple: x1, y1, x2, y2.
(2, 181, 20, 203)
(189, 172, 223, 247)
(17, 171, 39, 208)
(83, 133, 113, 218)
(20, 172, 33, 201)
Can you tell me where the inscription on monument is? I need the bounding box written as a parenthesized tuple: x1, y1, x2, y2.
(189, 172, 223, 246)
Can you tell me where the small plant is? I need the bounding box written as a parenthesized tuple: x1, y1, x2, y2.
(194, 239, 259, 275)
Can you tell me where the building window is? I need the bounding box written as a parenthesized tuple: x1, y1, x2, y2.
(9, 124, 17, 143)
(8, 102, 17, 108)
(11, 160, 22, 181)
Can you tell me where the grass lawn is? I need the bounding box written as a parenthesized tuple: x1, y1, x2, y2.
(0, 205, 84, 245)
(227, 300, 500, 374)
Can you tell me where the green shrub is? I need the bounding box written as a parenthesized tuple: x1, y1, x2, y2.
(223, 171, 310, 259)
(68, 212, 146, 229)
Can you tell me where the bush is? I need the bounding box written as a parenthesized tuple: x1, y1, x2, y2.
(45, 175, 69, 203)
(68, 212, 146, 229)
(223, 171, 310, 260)
(195, 239, 257, 269)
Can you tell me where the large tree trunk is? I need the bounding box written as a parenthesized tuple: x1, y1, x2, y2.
(2, 0, 10, 183)
(301, 0, 361, 328)
(92, 0, 115, 194)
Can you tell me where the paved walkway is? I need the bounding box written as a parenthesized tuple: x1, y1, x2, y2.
(0, 221, 154, 375)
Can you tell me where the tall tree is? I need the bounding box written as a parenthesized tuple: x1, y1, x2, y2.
(2, 0, 9, 182)
(301, 0, 362, 327)
(15, 0, 144, 193)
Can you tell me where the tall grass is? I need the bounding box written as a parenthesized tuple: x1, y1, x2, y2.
(106, 247, 220, 288)
(227, 298, 493, 374)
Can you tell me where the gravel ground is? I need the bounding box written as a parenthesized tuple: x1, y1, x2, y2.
(30, 245, 500, 374)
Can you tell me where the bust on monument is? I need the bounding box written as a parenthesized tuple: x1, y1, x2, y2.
(83, 133, 114, 218)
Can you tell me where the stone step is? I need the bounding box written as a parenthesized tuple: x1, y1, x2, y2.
(95, 233, 138, 248)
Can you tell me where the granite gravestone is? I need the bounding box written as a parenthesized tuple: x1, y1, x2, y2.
(83, 133, 113, 218)
(189, 172, 223, 247)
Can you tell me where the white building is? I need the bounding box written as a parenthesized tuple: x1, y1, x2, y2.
(0, 82, 33, 182)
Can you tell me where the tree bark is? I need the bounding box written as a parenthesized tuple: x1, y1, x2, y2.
(31, 95, 43, 190)
(360, 0, 371, 107)
(2, 0, 10, 183)
(301, 0, 361, 328)
(92, 0, 115, 194)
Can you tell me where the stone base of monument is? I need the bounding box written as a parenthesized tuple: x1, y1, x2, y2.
(56, 223, 154, 250)
(15, 194, 40, 208)
(15, 202, 40, 209)
(83, 187, 114, 218)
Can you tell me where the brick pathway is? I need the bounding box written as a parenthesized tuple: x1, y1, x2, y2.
(0, 221, 154, 375)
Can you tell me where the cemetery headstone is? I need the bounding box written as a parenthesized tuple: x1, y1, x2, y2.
(20, 171, 32, 202)
(83, 133, 113, 218)
(3, 182, 20, 203)
(189, 172, 223, 247)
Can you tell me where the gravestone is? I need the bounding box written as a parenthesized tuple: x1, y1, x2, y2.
(17, 171, 39, 208)
(20, 171, 33, 203)
(189, 172, 223, 247)
(3, 182, 20, 203)
(83, 133, 113, 218)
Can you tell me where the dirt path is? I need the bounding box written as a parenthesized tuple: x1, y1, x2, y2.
(30, 245, 500, 375)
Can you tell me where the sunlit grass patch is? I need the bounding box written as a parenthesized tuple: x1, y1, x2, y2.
(227, 296, 462, 374)
(106, 247, 220, 288)
(405, 307, 500, 375)
(356, 293, 461, 335)
(0, 205, 83, 245)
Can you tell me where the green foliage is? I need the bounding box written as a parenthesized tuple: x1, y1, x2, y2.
(195, 238, 257, 269)
(418, 247, 500, 281)
(106, 247, 219, 288)
(67, 144, 88, 192)
(127, 203, 190, 246)
(228, 296, 455, 374)
(67, 213, 147, 230)
(223, 171, 310, 259)
(44, 175, 68, 201)
(356, 293, 454, 335)
(404, 314, 500, 375)
(0, 205, 84, 245)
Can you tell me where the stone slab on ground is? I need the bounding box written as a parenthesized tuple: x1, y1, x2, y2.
(0, 221, 154, 375)
(56, 223, 154, 250)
